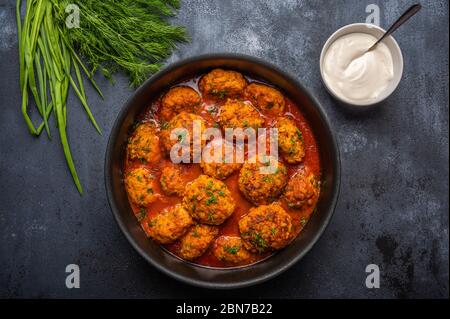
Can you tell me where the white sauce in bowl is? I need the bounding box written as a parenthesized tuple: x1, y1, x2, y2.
(322, 33, 394, 104)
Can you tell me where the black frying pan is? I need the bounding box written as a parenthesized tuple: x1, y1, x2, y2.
(105, 53, 341, 289)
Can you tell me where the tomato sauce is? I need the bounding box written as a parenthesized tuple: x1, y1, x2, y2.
(124, 74, 322, 268)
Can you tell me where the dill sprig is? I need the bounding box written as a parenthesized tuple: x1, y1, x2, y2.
(55, 0, 188, 87)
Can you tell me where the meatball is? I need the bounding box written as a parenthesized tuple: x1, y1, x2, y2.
(182, 175, 235, 225)
(159, 86, 202, 122)
(125, 167, 159, 206)
(218, 99, 264, 130)
(179, 224, 219, 260)
(284, 171, 320, 208)
(212, 236, 253, 264)
(159, 111, 207, 158)
(127, 122, 161, 164)
(239, 203, 292, 253)
(238, 156, 288, 205)
(200, 138, 242, 180)
(146, 204, 194, 244)
(199, 69, 247, 100)
(275, 117, 305, 164)
(244, 82, 285, 116)
(159, 164, 187, 196)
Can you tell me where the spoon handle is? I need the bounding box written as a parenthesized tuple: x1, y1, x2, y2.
(368, 3, 422, 51)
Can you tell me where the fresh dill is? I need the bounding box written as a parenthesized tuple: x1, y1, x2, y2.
(55, 0, 188, 87)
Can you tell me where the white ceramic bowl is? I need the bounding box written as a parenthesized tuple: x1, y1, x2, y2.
(319, 23, 404, 107)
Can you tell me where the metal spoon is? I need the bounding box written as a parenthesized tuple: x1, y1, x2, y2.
(367, 3, 422, 52)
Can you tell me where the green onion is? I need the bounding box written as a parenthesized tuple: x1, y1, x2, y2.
(16, 0, 186, 193)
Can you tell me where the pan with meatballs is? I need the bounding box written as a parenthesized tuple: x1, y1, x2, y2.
(123, 68, 322, 268)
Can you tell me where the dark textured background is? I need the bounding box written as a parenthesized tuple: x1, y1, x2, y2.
(0, 0, 448, 298)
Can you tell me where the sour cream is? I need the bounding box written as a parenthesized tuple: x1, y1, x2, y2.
(322, 32, 394, 104)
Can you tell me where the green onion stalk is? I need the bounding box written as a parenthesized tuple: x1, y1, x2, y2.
(16, 0, 187, 194)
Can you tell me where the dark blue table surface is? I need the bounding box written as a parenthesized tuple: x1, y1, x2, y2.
(0, 0, 448, 298)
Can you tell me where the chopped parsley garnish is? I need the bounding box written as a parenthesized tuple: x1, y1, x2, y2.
(262, 175, 272, 183)
(160, 121, 169, 129)
(253, 232, 267, 252)
(177, 131, 187, 142)
(296, 128, 303, 141)
(290, 137, 296, 145)
(224, 245, 240, 255)
(205, 195, 217, 205)
(207, 106, 217, 114)
(192, 229, 200, 238)
(218, 90, 228, 99)
(300, 217, 308, 227)
(138, 208, 147, 221)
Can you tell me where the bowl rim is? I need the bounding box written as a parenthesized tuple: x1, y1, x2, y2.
(105, 53, 341, 289)
(319, 22, 404, 107)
